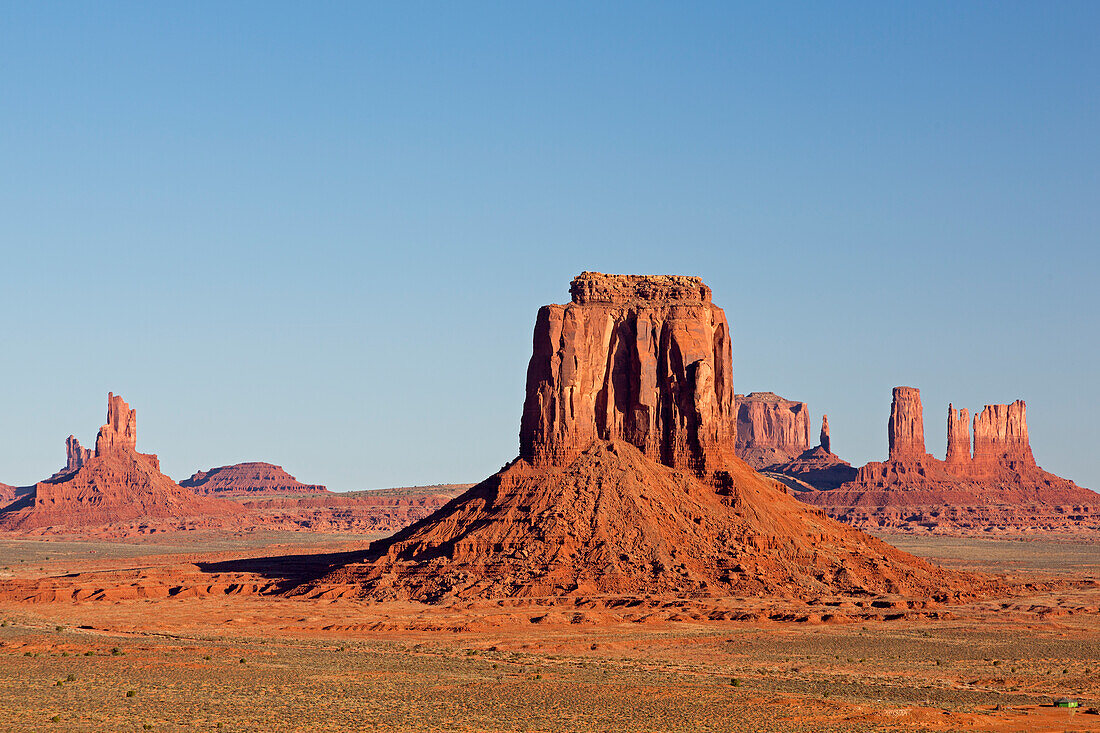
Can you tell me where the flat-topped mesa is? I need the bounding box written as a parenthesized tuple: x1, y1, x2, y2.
(520, 273, 735, 477)
(95, 392, 137, 457)
(888, 387, 926, 460)
(820, 415, 831, 454)
(973, 400, 1035, 467)
(734, 392, 811, 468)
(945, 404, 971, 468)
(569, 271, 712, 305)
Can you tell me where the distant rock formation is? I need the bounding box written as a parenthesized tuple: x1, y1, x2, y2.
(95, 392, 138, 456)
(0, 393, 236, 532)
(945, 405, 971, 469)
(0, 483, 14, 508)
(734, 392, 811, 469)
(888, 387, 925, 460)
(972, 401, 1034, 468)
(306, 273, 980, 603)
(520, 272, 736, 477)
(820, 415, 831, 455)
(181, 462, 328, 496)
(795, 387, 1098, 533)
(47, 436, 93, 482)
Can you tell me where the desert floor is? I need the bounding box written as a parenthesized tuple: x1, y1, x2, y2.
(0, 532, 1097, 732)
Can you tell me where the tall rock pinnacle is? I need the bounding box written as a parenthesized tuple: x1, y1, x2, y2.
(820, 414, 831, 454)
(946, 404, 971, 467)
(94, 392, 137, 457)
(887, 387, 925, 460)
(519, 272, 736, 477)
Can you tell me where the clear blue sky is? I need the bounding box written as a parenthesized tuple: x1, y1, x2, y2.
(2, 2, 1097, 491)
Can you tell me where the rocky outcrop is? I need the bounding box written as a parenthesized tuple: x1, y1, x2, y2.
(972, 401, 1035, 467)
(95, 392, 138, 457)
(519, 272, 736, 477)
(795, 387, 1098, 533)
(945, 405, 971, 469)
(766, 446, 857, 491)
(0, 393, 236, 532)
(48, 436, 93, 482)
(734, 392, 811, 469)
(888, 387, 925, 460)
(820, 415, 831, 455)
(308, 274, 984, 603)
(181, 462, 329, 496)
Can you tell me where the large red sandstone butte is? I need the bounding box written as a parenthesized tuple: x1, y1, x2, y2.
(0, 393, 238, 532)
(797, 387, 1099, 533)
(309, 273, 983, 602)
(734, 392, 811, 469)
(181, 462, 328, 496)
(520, 272, 735, 477)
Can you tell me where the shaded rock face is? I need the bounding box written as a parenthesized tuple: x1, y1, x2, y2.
(734, 392, 811, 469)
(820, 415, 831, 455)
(181, 462, 328, 496)
(945, 405, 971, 468)
(95, 393, 137, 457)
(519, 272, 735, 477)
(972, 401, 1034, 467)
(888, 387, 925, 460)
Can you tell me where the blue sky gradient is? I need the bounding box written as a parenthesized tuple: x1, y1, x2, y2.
(2, 2, 1097, 491)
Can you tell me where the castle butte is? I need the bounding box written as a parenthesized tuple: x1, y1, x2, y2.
(0, 393, 238, 532)
(797, 387, 1100, 533)
(305, 273, 988, 603)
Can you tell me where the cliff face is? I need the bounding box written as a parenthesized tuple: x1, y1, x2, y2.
(795, 387, 1097, 531)
(972, 401, 1035, 467)
(48, 436, 93, 482)
(887, 387, 925, 460)
(734, 392, 811, 469)
(519, 272, 736, 477)
(945, 405, 971, 469)
(95, 393, 138, 457)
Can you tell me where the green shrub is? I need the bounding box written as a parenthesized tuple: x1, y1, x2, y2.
(126, 690, 136, 698)
(730, 678, 741, 687)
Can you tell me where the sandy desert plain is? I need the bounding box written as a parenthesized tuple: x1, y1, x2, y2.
(0, 532, 1098, 732)
(1, 273, 1098, 732)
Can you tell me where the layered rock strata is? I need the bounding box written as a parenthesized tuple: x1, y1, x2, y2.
(734, 392, 811, 469)
(0, 393, 236, 532)
(520, 272, 736, 477)
(796, 388, 1097, 532)
(182, 462, 328, 496)
(306, 274, 983, 603)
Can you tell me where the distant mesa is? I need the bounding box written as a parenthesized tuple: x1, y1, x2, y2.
(181, 462, 328, 496)
(796, 386, 1099, 533)
(734, 393, 856, 490)
(306, 273, 981, 603)
(0, 393, 237, 532)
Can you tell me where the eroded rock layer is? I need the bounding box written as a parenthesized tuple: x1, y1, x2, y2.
(181, 462, 328, 496)
(796, 387, 1098, 533)
(0, 393, 237, 531)
(307, 274, 984, 603)
(520, 272, 736, 477)
(734, 392, 811, 469)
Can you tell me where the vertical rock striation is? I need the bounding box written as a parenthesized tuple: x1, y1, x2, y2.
(887, 387, 925, 460)
(519, 272, 736, 477)
(945, 405, 971, 469)
(734, 392, 811, 469)
(972, 401, 1034, 467)
(95, 392, 138, 457)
